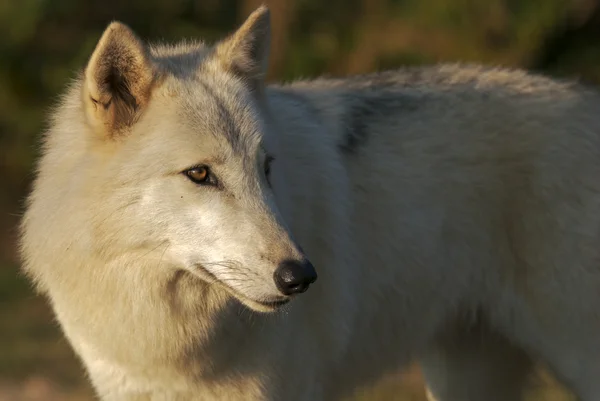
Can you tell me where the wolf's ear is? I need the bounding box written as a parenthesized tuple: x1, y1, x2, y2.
(83, 22, 156, 138)
(213, 6, 271, 89)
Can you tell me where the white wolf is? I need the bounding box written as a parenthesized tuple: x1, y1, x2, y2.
(19, 5, 600, 401)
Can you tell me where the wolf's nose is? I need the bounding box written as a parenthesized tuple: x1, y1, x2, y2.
(273, 259, 317, 296)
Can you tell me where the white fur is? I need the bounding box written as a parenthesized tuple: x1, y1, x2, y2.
(19, 7, 600, 401)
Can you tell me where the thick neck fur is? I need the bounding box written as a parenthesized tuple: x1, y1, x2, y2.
(20, 77, 356, 399)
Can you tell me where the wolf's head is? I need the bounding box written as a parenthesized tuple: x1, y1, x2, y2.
(75, 6, 316, 312)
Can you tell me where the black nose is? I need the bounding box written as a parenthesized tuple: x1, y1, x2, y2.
(273, 259, 318, 296)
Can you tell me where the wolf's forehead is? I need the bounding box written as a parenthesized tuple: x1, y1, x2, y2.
(174, 77, 262, 153)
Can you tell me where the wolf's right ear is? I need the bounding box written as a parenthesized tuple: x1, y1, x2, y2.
(83, 22, 157, 139)
(212, 6, 271, 90)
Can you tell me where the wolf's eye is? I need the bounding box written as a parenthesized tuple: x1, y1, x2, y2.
(184, 166, 210, 184)
(264, 155, 274, 186)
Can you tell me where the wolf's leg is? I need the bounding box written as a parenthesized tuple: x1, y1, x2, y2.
(420, 329, 533, 401)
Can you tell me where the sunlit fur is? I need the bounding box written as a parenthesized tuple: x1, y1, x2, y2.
(19, 6, 600, 401)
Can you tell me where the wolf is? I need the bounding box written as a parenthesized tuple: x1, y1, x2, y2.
(18, 5, 600, 401)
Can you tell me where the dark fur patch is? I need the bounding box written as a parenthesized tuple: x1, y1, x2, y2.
(339, 92, 419, 154)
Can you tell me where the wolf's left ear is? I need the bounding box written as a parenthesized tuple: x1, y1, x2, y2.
(213, 6, 271, 89)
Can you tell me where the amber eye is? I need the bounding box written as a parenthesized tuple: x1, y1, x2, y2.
(184, 166, 210, 184)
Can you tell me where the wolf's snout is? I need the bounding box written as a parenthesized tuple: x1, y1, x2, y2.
(273, 259, 317, 296)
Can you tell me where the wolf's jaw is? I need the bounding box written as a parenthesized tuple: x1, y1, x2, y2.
(189, 265, 291, 313)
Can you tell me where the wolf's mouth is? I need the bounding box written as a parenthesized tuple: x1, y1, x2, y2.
(191, 264, 290, 312)
(229, 291, 291, 313)
(258, 298, 290, 308)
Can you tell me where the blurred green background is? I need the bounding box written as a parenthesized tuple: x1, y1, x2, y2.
(1, 0, 598, 399)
